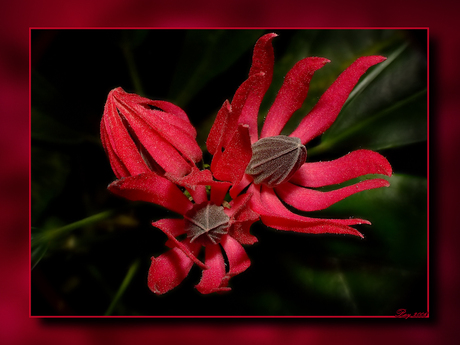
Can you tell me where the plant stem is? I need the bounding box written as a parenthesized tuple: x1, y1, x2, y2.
(105, 259, 140, 316)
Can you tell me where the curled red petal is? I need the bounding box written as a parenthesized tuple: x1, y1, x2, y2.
(148, 242, 201, 295)
(108, 172, 193, 215)
(249, 184, 368, 238)
(195, 244, 230, 294)
(261, 57, 330, 138)
(152, 219, 207, 270)
(290, 56, 387, 144)
(220, 235, 251, 286)
(275, 179, 390, 212)
(211, 124, 253, 186)
(290, 150, 392, 187)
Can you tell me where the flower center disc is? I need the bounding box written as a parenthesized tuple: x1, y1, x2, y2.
(245, 135, 307, 188)
(184, 202, 230, 246)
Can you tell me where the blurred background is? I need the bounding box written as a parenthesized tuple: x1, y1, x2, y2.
(31, 29, 427, 316)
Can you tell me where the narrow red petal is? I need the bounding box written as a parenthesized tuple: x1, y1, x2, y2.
(187, 185, 208, 205)
(229, 174, 253, 199)
(100, 119, 130, 178)
(102, 95, 150, 177)
(211, 124, 253, 186)
(152, 219, 207, 270)
(133, 107, 201, 163)
(225, 193, 260, 245)
(290, 150, 392, 187)
(240, 33, 277, 143)
(115, 103, 193, 178)
(209, 72, 267, 156)
(261, 57, 330, 138)
(148, 242, 201, 295)
(210, 182, 231, 206)
(276, 179, 390, 212)
(108, 172, 193, 215)
(195, 245, 230, 294)
(249, 184, 368, 237)
(206, 100, 231, 155)
(290, 56, 387, 144)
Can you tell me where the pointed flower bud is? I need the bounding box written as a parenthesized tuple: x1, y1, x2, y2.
(101, 87, 202, 180)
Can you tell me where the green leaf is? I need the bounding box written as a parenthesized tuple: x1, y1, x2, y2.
(169, 30, 265, 106)
(314, 42, 427, 154)
(31, 227, 48, 270)
(322, 174, 427, 267)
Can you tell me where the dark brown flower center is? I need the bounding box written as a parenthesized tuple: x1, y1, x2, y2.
(184, 202, 230, 246)
(245, 135, 307, 188)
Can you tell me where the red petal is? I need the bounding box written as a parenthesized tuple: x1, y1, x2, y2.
(249, 184, 368, 238)
(100, 119, 130, 178)
(290, 56, 387, 144)
(220, 235, 251, 283)
(195, 245, 230, 294)
(207, 72, 267, 157)
(152, 219, 207, 270)
(148, 242, 201, 295)
(229, 174, 253, 199)
(275, 179, 390, 212)
(165, 167, 213, 190)
(240, 33, 277, 143)
(206, 100, 231, 155)
(261, 57, 330, 138)
(140, 109, 202, 163)
(108, 172, 193, 215)
(114, 89, 196, 136)
(102, 94, 150, 177)
(209, 182, 231, 207)
(187, 185, 208, 205)
(290, 150, 392, 187)
(115, 102, 193, 178)
(211, 124, 253, 186)
(225, 193, 259, 245)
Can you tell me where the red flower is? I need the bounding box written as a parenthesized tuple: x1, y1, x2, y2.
(100, 87, 207, 187)
(107, 172, 258, 294)
(207, 33, 392, 238)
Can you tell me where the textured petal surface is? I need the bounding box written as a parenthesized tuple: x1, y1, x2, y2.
(290, 56, 387, 144)
(101, 95, 150, 178)
(195, 244, 230, 294)
(290, 149, 392, 187)
(148, 241, 201, 295)
(249, 184, 368, 237)
(152, 219, 207, 270)
(225, 193, 259, 245)
(114, 102, 193, 178)
(107, 172, 193, 215)
(211, 124, 253, 186)
(206, 72, 265, 156)
(241, 33, 277, 143)
(220, 235, 251, 285)
(275, 179, 390, 212)
(261, 57, 330, 138)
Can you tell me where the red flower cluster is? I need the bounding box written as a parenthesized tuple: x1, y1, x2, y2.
(100, 33, 391, 295)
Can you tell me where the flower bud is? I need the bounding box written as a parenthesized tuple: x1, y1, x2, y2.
(245, 135, 307, 187)
(101, 87, 202, 179)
